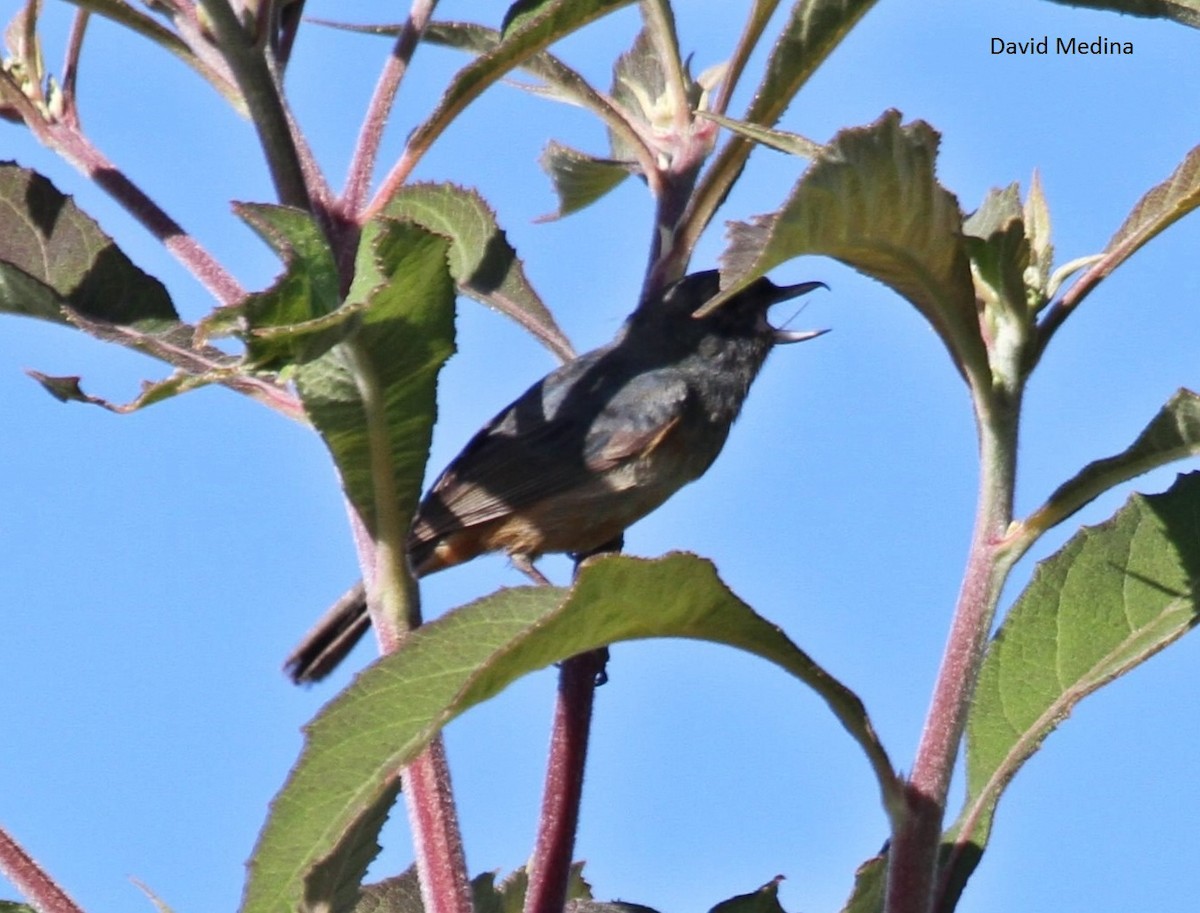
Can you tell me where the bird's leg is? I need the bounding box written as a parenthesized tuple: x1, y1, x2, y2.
(511, 553, 553, 586)
(568, 533, 625, 568)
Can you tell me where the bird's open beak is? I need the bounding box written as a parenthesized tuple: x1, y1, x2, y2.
(765, 280, 829, 344)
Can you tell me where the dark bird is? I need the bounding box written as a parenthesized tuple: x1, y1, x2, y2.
(285, 269, 826, 683)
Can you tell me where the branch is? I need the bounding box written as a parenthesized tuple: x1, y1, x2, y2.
(340, 0, 439, 219)
(0, 824, 85, 913)
(885, 396, 1022, 913)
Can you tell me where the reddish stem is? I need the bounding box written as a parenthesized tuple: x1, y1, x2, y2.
(405, 738, 473, 913)
(524, 648, 608, 913)
(341, 0, 438, 219)
(0, 825, 84, 913)
(885, 401, 1019, 913)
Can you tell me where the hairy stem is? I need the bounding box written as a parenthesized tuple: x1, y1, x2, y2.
(405, 738, 474, 913)
(0, 825, 84, 913)
(197, 0, 312, 210)
(886, 395, 1020, 913)
(25, 112, 247, 306)
(525, 648, 609, 913)
(341, 0, 438, 219)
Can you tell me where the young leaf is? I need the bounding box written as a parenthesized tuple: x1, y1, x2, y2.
(383, 182, 575, 362)
(963, 183, 1035, 388)
(537, 141, 633, 222)
(1024, 388, 1200, 538)
(719, 111, 986, 389)
(1098, 142, 1200, 280)
(696, 111, 824, 158)
(609, 27, 667, 164)
(744, 0, 880, 129)
(404, 0, 635, 173)
(293, 219, 456, 538)
(942, 472, 1200, 905)
(1041, 0, 1200, 28)
(1022, 170, 1053, 304)
(241, 553, 897, 913)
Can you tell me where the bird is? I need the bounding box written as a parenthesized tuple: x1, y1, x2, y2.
(285, 269, 826, 683)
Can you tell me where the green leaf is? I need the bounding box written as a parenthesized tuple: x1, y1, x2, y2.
(217, 203, 346, 369)
(1022, 170, 1054, 303)
(405, 0, 636, 169)
(294, 219, 456, 538)
(537, 141, 632, 221)
(1027, 388, 1200, 536)
(963, 183, 1035, 387)
(1042, 0, 1200, 28)
(305, 779, 403, 913)
(241, 554, 896, 913)
(707, 877, 787, 913)
(719, 110, 986, 389)
(353, 865, 424, 913)
(473, 864, 591, 913)
(383, 182, 574, 362)
(696, 111, 823, 158)
(0, 163, 264, 409)
(1098, 142, 1200, 277)
(943, 472, 1200, 904)
(836, 854, 885, 913)
(0, 162, 177, 327)
(407, 22, 650, 173)
(744, 0, 880, 129)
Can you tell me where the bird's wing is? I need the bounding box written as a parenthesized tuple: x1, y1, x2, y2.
(581, 371, 690, 471)
(413, 368, 690, 540)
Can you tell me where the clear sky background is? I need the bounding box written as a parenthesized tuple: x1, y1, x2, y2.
(2, 2, 1199, 912)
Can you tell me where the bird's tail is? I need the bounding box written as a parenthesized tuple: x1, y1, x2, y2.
(283, 581, 370, 684)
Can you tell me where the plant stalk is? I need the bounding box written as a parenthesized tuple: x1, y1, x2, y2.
(0, 825, 84, 913)
(524, 648, 609, 913)
(405, 738, 474, 913)
(885, 396, 1020, 913)
(341, 0, 438, 219)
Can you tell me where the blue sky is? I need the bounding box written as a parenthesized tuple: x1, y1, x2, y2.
(2, 2, 1199, 912)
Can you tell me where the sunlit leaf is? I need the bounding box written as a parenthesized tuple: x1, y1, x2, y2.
(537, 141, 633, 222)
(1026, 388, 1200, 536)
(293, 220, 456, 538)
(719, 111, 985, 388)
(216, 203, 346, 369)
(943, 472, 1200, 904)
(384, 182, 574, 362)
(696, 111, 823, 158)
(241, 554, 896, 913)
